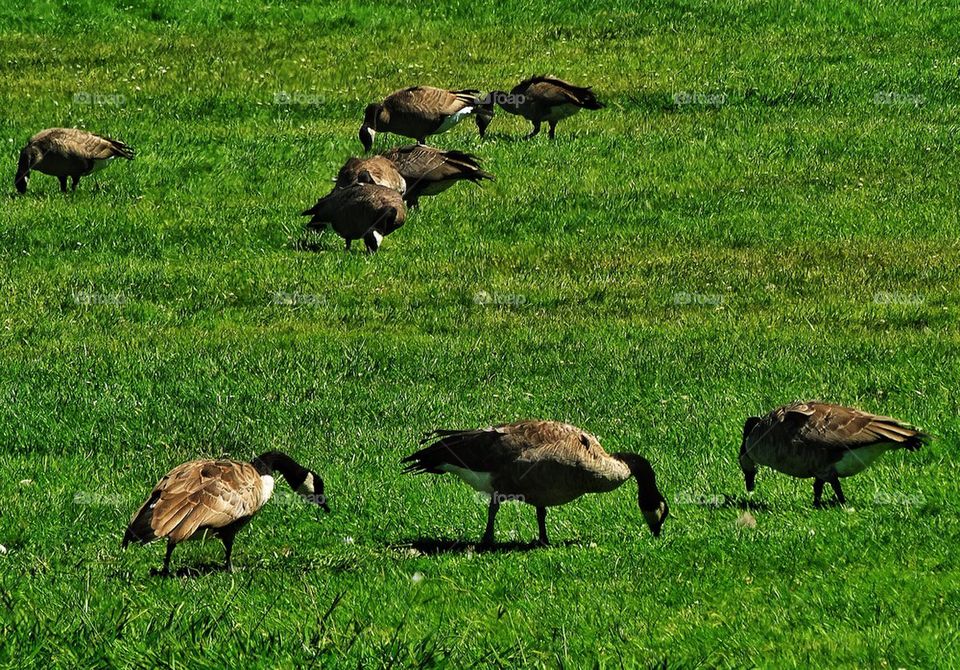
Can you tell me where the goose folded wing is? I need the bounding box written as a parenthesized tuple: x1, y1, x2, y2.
(794, 405, 926, 452)
(150, 463, 260, 542)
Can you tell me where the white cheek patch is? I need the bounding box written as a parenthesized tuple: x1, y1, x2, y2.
(296, 473, 316, 496)
(260, 474, 275, 503)
(372, 231, 384, 246)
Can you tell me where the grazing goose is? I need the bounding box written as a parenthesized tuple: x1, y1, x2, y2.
(489, 76, 604, 139)
(15, 127, 134, 193)
(335, 155, 406, 194)
(740, 402, 929, 506)
(382, 144, 494, 208)
(402, 420, 668, 546)
(301, 183, 407, 252)
(123, 451, 329, 575)
(359, 86, 492, 152)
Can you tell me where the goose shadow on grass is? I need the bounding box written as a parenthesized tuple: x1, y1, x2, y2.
(717, 494, 770, 511)
(393, 538, 581, 556)
(148, 562, 230, 578)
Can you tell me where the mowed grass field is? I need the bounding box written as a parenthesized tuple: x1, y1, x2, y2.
(2, 0, 959, 666)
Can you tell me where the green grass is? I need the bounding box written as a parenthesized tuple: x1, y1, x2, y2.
(1, 0, 959, 666)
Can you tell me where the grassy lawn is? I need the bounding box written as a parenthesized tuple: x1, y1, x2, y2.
(1, 0, 959, 666)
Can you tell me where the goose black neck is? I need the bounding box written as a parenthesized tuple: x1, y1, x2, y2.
(251, 451, 309, 489)
(613, 452, 663, 509)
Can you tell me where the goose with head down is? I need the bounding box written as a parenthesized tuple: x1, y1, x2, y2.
(301, 183, 407, 253)
(15, 127, 134, 193)
(123, 451, 329, 576)
(402, 420, 668, 546)
(488, 76, 604, 139)
(739, 401, 929, 507)
(381, 144, 493, 209)
(359, 86, 492, 152)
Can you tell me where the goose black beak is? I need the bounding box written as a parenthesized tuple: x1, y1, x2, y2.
(14, 175, 27, 194)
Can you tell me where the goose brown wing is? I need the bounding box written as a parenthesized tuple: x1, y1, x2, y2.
(128, 460, 263, 544)
(44, 128, 135, 160)
(795, 403, 928, 452)
(389, 86, 474, 118)
(404, 420, 606, 474)
(385, 145, 492, 183)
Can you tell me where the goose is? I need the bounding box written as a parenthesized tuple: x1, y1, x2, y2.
(488, 76, 604, 139)
(15, 127, 134, 193)
(123, 451, 329, 575)
(335, 155, 406, 194)
(301, 183, 406, 252)
(359, 86, 493, 152)
(402, 420, 668, 546)
(739, 401, 929, 507)
(382, 144, 494, 209)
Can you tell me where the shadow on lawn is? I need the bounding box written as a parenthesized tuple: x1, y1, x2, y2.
(718, 494, 770, 511)
(394, 538, 581, 555)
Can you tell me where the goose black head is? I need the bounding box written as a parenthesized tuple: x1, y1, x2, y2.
(359, 103, 380, 152)
(626, 454, 669, 538)
(294, 469, 330, 512)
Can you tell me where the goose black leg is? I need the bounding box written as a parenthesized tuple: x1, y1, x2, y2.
(71, 176, 79, 191)
(827, 475, 846, 505)
(344, 239, 352, 251)
(525, 121, 541, 139)
(548, 121, 558, 139)
(481, 495, 499, 547)
(222, 535, 235, 573)
(536, 506, 549, 546)
(813, 478, 825, 508)
(151, 541, 175, 577)
(58, 175, 68, 192)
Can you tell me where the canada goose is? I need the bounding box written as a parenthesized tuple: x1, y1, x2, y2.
(301, 183, 407, 252)
(335, 155, 406, 194)
(489, 76, 604, 139)
(123, 451, 329, 575)
(15, 127, 134, 193)
(402, 420, 668, 546)
(359, 86, 492, 152)
(382, 145, 494, 208)
(739, 402, 929, 506)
